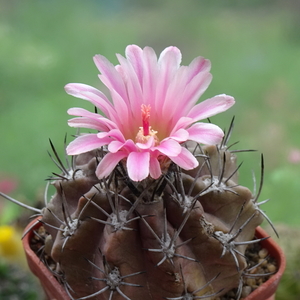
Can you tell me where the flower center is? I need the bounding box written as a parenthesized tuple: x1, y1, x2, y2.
(135, 104, 159, 145)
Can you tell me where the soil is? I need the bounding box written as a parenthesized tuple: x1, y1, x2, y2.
(218, 241, 277, 300)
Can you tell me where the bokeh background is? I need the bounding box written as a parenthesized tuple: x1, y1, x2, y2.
(0, 0, 300, 298)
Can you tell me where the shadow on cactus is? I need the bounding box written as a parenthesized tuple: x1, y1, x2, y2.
(0, 45, 280, 300)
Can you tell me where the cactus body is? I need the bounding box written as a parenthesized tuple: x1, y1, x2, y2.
(39, 141, 264, 300)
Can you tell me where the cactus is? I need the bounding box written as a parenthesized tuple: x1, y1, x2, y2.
(31, 122, 267, 300)
(0, 45, 276, 300)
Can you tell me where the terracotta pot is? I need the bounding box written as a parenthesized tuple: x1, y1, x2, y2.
(22, 217, 69, 300)
(22, 218, 286, 300)
(243, 226, 286, 300)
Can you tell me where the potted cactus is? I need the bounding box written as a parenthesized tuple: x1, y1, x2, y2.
(1, 45, 285, 300)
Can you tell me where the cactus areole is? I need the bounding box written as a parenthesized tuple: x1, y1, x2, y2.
(2, 45, 284, 300)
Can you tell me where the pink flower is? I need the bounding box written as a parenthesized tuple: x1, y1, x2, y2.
(65, 45, 235, 181)
(288, 148, 300, 164)
(0, 175, 18, 194)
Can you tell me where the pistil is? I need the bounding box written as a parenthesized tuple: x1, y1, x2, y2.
(141, 104, 151, 136)
(135, 104, 159, 145)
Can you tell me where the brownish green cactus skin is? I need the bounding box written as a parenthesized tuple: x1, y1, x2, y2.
(37, 131, 266, 300)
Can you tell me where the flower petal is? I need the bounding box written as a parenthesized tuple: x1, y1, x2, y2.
(187, 123, 224, 145)
(107, 138, 137, 153)
(161, 57, 212, 122)
(169, 128, 189, 142)
(116, 54, 143, 118)
(169, 147, 199, 170)
(93, 54, 128, 104)
(142, 46, 159, 107)
(96, 152, 127, 179)
(170, 117, 194, 135)
(186, 56, 211, 83)
(97, 129, 126, 143)
(124, 45, 144, 88)
(67, 107, 99, 118)
(136, 136, 155, 149)
(127, 152, 150, 181)
(181, 71, 212, 113)
(155, 139, 182, 156)
(160, 66, 188, 124)
(149, 156, 162, 179)
(66, 134, 110, 155)
(67, 107, 118, 131)
(108, 141, 125, 153)
(68, 117, 108, 131)
(187, 94, 235, 122)
(155, 46, 182, 110)
(158, 46, 182, 68)
(107, 88, 130, 132)
(64, 83, 114, 119)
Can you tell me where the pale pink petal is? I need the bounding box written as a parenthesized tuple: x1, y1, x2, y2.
(108, 89, 129, 130)
(155, 139, 182, 156)
(97, 129, 126, 143)
(149, 155, 162, 179)
(162, 57, 211, 120)
(142, 46, 159, 107)
(136, 136, 155, 150)
(66, 134, 110, 155)
(180, 72, 212, 113)
(187, 94, 235, 122)
(68, 117, 109, 131)
(108, 141, 125, 153)
(158, 46, 182, 68)
(186, 56, 211, 82)
(93, 54, 129, 104)
(155, 47, 182, 110)
(120, 139, 137, 152)
(67, 107, 118, 131)
(67, 107, 114, 125)
(108, 139, 137, 153)
(96, 152, 127, 179)
(169, 147, 199, 170)
(67, 107, 99, 119)
(127, 152, 150, 181)
(187, 123, 224, 145)
(161, 66, 187, 121)
(125, 45, 144, 87)
(170, 117, 194, 135)
(115, 54, 143, 121)
(169, 128, 189, 142)
(68, 108, 118, 131)
(111, 60, 143, 136)
(64, 83, 114, 118)
(124, 45, 159, 109)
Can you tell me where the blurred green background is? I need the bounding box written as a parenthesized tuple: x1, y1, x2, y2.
(1, 0, 300, 225)
(0, 0, 300, 299)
